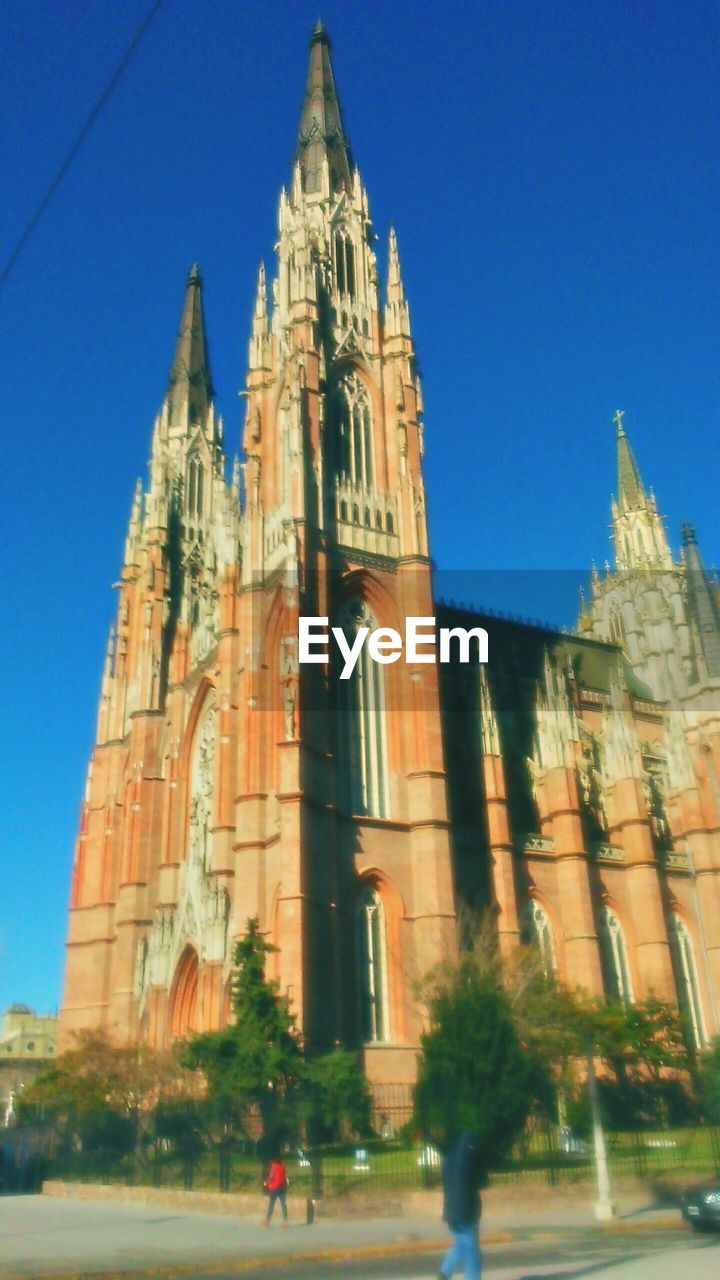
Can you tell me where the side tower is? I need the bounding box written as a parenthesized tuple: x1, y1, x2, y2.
(237, 23, 456, 1083)
(62, 267, 242, 1044)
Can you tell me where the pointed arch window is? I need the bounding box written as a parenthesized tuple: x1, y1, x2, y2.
(521, 900, 557, 977)
(609, 606, 625, 647)
(669, 913, 707, 1050)
(334, 230, 356, 300)
(599, 906, 633, 1005)
(336, 599, 388, 818)
(331, 373, 374, 489)
(187, 456, 204, 519)
(356, 886, 389, 1043)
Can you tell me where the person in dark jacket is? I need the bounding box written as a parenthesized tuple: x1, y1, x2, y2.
(437, 1131, 484, 1279)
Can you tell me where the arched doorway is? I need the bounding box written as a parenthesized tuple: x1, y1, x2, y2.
(171, 946, 199, 1037)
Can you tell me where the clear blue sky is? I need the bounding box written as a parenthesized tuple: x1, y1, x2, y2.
(1, 0, 718, 1015)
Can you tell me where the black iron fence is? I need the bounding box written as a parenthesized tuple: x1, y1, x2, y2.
(4, 1083, 720, 1198)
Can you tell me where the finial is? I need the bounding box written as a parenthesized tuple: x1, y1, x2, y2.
(682, 521, 697, 545)
(612, 408, 625, 434)
(254, 261, 267, 320)
(187, 263, 201, 285)
(310, 17, 329, 45)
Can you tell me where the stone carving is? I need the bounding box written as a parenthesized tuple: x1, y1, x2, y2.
(478, 666, 500, 757)
(135, 699, 231, 1013)
(283, 682, 296, 740)
(642, 754, 672, 846)
(664, 706, 697, 792)
(529, 649, 578, 774)
(600, 676, 641, 782)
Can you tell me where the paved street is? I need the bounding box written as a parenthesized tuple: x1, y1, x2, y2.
(1, 1195, 719, 1279)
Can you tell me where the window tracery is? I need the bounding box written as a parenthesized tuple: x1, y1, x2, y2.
(356, 885, 389, 1042)
(336, 598, 388, 817)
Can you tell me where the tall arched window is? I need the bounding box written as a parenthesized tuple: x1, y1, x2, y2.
(599, 906, 633, 1004)
(187, 456, 204, 519)
(334, 230, 356, 300)
(669, 914, 707, 1050)
(336, 598, 388, 817)
(331, 374, 373, 489)
(609, 606, 625, 647)
(356, 886, 389, 1043)
(521, 900, 557, 977)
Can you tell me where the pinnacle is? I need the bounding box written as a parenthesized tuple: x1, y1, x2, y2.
(614, 410, 645, 509)
(682, 522, 697, 545)
(295, 20, 352, 195)
(166, 263, 214, 425)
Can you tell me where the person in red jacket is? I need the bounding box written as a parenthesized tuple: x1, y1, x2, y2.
(263, 1155, 289, 1226)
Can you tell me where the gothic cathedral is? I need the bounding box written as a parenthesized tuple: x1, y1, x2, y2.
(61, 25, 720, 1084)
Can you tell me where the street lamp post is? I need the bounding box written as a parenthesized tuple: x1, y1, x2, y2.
(586, 1046, 615, 1220)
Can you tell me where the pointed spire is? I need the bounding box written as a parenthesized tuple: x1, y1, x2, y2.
(253, 261, 268, 333)
(123, 478, 143, 565)
(387, 226, 405, 304)
(682, 523, 720, 680)
(613, 409, 645, 509)
(167, 264, 214, 428)
(478, 666, 501, 756)
(385, 227, 411, 339)
(249, 261, 271, 373)
(295, 21, 353, 196)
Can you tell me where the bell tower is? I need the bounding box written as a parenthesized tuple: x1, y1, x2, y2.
(233, 22, 456, 1080)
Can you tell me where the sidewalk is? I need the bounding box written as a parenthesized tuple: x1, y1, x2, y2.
(0, 1191, 686, 1278)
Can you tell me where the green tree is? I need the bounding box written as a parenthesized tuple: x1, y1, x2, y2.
(413, 958, 535, 1173)
(17, 1029, 169, 1165)
(298, 1047, 372, 1142)
(697, 1037, 720, 1123)
(180, 918, 302, 1135)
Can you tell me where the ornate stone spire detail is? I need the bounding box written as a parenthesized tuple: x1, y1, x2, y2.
(384, 227, 411, 340)
(123, 477, 143, 568)
(295, 20, 353, 196)
(478, 666, 501, 756)
(610, 411, 672, 571)
(249, 261, 270, 372)
(531, 649, 579, 771)
(613, 409, 644, 510)
(166, 264, 214, 432)
(664, 703, 697, 792)
(601, 674, 642, 781)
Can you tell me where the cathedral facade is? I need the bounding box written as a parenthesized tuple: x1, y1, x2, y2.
(61, 25, 720, 1083)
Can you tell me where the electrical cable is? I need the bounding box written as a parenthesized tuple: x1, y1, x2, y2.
(0, 0, 165, 291)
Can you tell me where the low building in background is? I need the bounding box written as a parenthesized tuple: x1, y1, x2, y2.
(1, 1005, 58, 1125)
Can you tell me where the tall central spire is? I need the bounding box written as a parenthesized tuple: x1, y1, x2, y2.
(295, 20, 353, 196)
(167, 264, 214, 428)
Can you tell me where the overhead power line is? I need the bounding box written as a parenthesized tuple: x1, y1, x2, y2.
(0, 0, 164, 291)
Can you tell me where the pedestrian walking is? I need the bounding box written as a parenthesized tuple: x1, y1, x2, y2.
(262, 1154, 289, 1226)
(437, 1131, 485, 1279)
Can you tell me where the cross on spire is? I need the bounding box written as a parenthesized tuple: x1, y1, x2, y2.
(612, 409, 625, 434)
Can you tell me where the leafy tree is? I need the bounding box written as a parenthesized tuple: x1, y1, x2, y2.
(298, 1047, 372, 1142)
(696, 1037, 720, 1123)
(17, 1029, 171, 1164)
(18, 1029, 163, 1124)
(413, 958, 535, 1173)
(180, 918, 302, 1134)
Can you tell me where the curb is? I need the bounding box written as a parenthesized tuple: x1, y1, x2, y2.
(1, 1217, 685, 1280)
